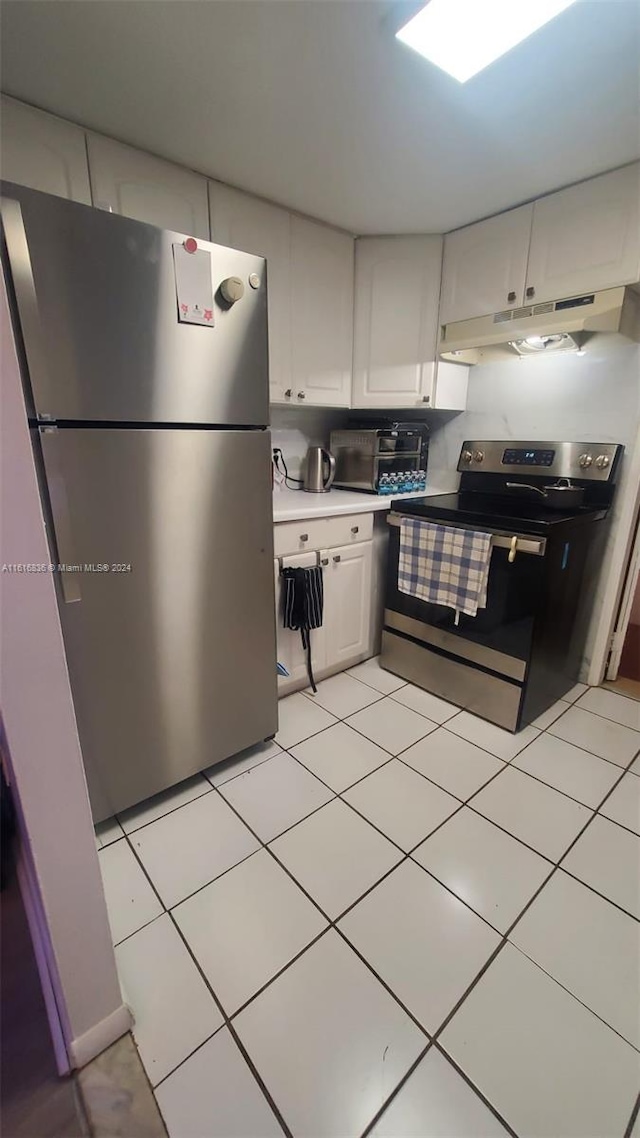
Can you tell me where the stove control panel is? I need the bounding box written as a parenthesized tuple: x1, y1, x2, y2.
(458, 441, 622, 481)
(502, 448, 555, 467)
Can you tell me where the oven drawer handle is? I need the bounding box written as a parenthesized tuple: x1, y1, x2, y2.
(386, 514, 546, 557)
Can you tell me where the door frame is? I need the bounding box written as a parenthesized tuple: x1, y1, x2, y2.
(587, 417, 640, 686)
(606, 509, 640, 680)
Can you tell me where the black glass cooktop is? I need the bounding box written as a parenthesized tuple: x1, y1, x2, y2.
(391, 493, 607, 535)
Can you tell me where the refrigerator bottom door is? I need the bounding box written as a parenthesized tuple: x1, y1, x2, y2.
(39, 427, 277, 822)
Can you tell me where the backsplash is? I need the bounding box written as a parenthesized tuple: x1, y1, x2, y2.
(270, 407, 351, 482)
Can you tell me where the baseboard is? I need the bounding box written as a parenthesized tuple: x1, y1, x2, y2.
(69, 1003, 133, 1069)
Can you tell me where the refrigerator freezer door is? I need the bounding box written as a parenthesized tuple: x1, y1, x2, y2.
(39, 427, 277, 821)
(1, 183, 268, 425)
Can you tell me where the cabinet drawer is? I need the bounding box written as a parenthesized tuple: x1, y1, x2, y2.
(274, 512, 374, 558)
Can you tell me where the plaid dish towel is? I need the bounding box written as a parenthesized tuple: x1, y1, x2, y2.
(398, 519, 493, 624)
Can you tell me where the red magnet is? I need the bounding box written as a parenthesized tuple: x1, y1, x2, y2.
(183, 237, 198, 254)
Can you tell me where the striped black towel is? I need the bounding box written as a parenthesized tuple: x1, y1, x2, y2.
(281, 565, 324, 692)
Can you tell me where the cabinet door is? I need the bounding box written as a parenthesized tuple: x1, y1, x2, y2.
(87, 134, 209, 238)
(432, 360, 469, 411)
(526, 164, 640, 303)
(274, 555, 327, 694)
(324, 541, 373, 669)
(1, 96, 92, 204)
(210, 182, 291, 403)
(439, 204, 533, 325)
(352, 236, 443, 409)
(290, 217, 354, 407)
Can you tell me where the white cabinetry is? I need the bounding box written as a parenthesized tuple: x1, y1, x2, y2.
(0, 96, 92, 204)
(87, 135, 209, 238)
(440, 163, 640, 325)
(352, 236, 444, 408)
(526, 164, 640, 303)
(274, 514, 373, 695)
(324, 542, 372, 667)
(289, 217, 354, 407)
(274, 554, 327, 694)
(439, 204, 533, 325)
(209, 182, 291, 403)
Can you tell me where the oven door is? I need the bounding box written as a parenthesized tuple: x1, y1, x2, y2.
(383, 516, 547, 684)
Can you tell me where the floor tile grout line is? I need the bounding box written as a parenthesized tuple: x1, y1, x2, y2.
(498, 754, 628, 813)
(114, 777, 214, 838)
(360, 1030, 519, 1138)
(431, 1041, 521, 1138)
(555, 867, 640, 925)
(105, 684, 639, 1132)
(162, 908, 295, 1138)
(203, 748, 282, 790)
(99, 690, 636, 848)
(287, 748, 399, 810)
(357, 1040, 433, 1138)
(507, 939, 640, 1053)
(623, 1092, 640, 1138)
(299, 677, 390, 717)
(596, 802, 640, 840)
(204, 781, 442, 1047)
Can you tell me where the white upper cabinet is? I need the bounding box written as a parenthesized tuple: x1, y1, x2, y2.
(1, 96, 92, 204)
(526, 164, 640, 303)
(352, 236, 443, 409)
(439, 204, 534, 325)
(209, 182, 291, 403)
(290, 217, 354, 407)
(87, 134, 209, 239)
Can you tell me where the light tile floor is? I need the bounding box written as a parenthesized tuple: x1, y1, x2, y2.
(97, 663, 640, 1138)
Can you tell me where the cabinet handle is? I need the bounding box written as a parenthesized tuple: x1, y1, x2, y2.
(284, 389, 292, 397)
(300, 533, 309, 542)
(351, 525, 359, 534)
(526, 286, 535, 299)
(297, 391, 306, 400)
(321, 557, 329, 566)
(507, 290, 516, 302)
(333, 554, 341, 563)
(422, 395, 430, 403)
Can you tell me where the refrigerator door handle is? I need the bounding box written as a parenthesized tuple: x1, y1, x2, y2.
(1, 196, 52, 415)
(42, 440, 82, 604)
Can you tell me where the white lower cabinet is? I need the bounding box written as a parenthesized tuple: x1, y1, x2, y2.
(274, 535, 373, 696)
(323, 541, 372, 668)
(275, 554, 327, 696)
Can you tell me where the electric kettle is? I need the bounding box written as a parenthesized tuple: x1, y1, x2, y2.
(304, 446, 336, 493)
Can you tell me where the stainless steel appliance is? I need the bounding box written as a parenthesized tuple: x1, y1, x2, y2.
(303, 446, 336, 493)
(331, 425, 428, 495)
(1, 182, 277, 822)
(382, 440, 623, 731)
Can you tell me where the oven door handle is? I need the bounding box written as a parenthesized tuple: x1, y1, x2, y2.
(386, 514, 546, 557)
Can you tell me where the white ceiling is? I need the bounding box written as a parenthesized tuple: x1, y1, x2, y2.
(1, 0, 639, 234)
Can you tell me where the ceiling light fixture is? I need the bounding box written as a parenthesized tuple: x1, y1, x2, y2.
(395, 0, 579, 83)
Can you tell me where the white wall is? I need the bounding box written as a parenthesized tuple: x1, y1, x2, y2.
(0, 276, 130, 1066)
(429, 338, 640, 677)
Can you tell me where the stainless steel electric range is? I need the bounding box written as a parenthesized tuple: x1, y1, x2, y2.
(381, 440, 623, 732)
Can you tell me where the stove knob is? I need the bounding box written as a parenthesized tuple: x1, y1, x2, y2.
(595, 454, 611, 470)
(473, 450, 485, 463)
(578, 453, 593, 468)
(461, 450, 473, 464)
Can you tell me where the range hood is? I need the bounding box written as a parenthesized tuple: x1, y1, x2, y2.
(439, 286, 640, 364)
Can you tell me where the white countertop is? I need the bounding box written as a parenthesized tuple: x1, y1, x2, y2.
(272, 485, 449, 522)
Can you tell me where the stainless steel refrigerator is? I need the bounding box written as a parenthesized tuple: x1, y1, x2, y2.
(1, 182, 277, 823)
